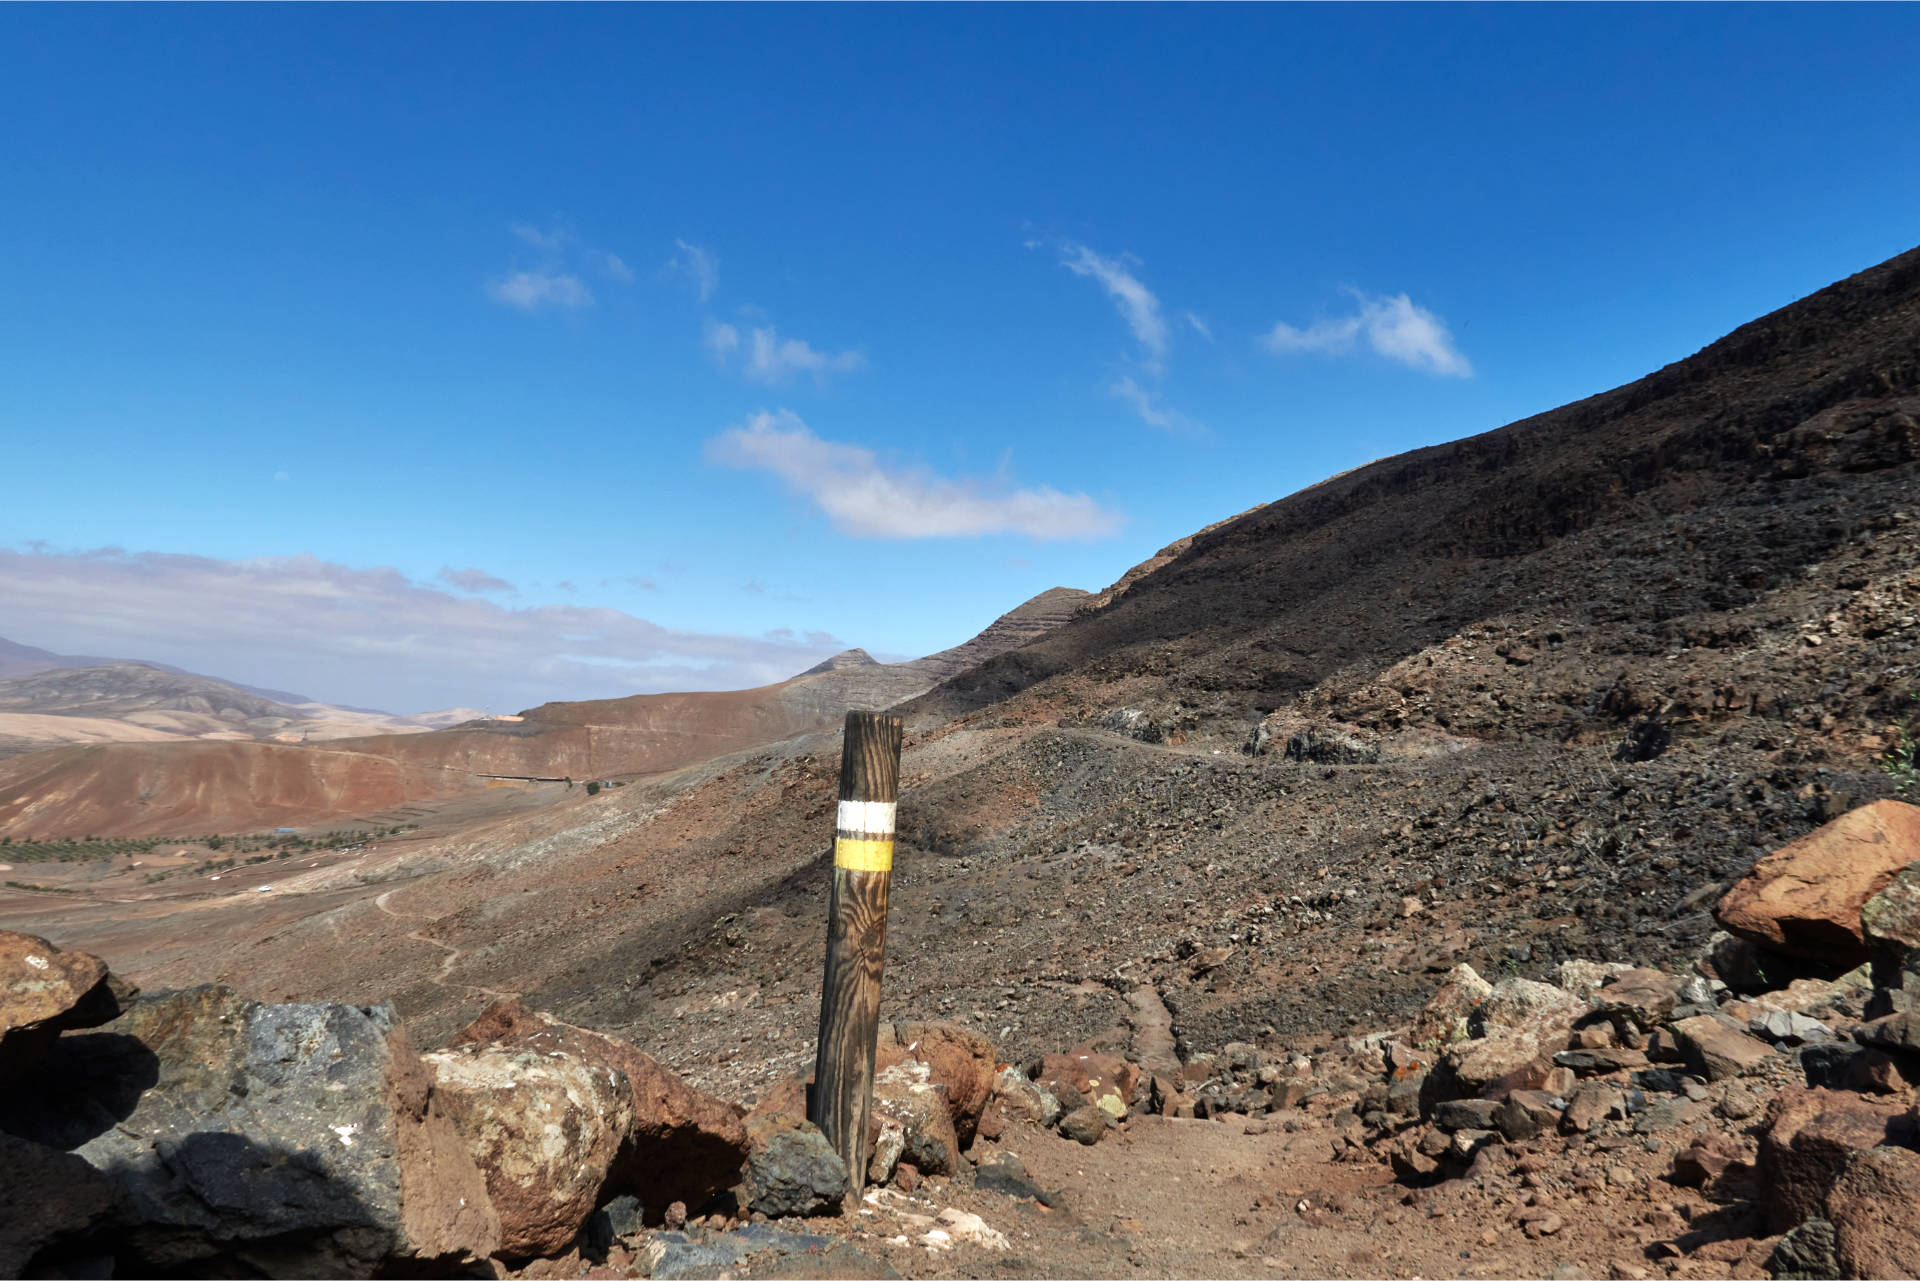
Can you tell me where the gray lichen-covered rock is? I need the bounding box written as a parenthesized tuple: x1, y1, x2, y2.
(739, 1113, 848, 1218)
(992, 1066, 1062, 1129)
(1862, 860, 1920, 991)
(3, 985, 499, 1276)
(422, 1043, 635, 1259)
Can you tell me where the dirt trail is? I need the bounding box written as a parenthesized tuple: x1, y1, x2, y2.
(372, 888, 519, 1004)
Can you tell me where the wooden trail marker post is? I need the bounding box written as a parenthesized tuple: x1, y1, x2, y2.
(808, 710, 903, 1188)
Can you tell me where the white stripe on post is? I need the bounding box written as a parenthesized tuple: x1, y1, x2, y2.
(836, 799, 897, 836)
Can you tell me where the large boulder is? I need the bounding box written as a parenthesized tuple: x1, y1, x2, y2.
(1827, 1144, 1920, 1278)
(0, 985, 500, 1276)
(0, 1132, 115, 1275)
(450, 998, 748, 1219)
(1716, 800, 1920, 965)
(422, 1044, 634, 1259)
(0, 931, 132, 1081)
(876, 1021, 997, 1146)
(1758, 1086, 1912, 1232)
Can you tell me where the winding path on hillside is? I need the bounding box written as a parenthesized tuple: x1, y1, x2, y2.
(372, 888, 519, 1004)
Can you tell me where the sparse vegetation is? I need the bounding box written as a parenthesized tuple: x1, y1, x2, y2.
(1882, 724, 1918, 793)
(586, 780, 602, 796)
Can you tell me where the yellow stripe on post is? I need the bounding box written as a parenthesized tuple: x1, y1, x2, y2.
(833, 837, 894, 872)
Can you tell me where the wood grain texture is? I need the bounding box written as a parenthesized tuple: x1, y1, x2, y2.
(810, 711, 903, 1187)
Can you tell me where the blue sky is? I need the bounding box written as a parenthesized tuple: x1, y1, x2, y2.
(4, 5, 1918, 712)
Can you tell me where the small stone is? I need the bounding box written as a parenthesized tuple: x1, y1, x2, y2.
(1670, 1134, 1742, 1188)
(1434, 1098, 1502, 1133)
(1057, 1105, 1111, 1146)
(1493, 1090, 1563, 1142)
(1562, 1083, 1622, 1135)
(1671, 1014, 1774, 1081)
(1554, 1046, 1650, 1074)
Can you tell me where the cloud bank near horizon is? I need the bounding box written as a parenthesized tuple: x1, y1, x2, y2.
(0, 546, 850, 713)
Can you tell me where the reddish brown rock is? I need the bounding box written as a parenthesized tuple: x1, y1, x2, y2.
(0, 931, 131, 1080)
(1598, 968, 1686, 1031)
(1758, 1087, 1912, 1231)
(1036, 1047, 1139, 1119)
(1671, 1015, 1774, 1082)
(1444, 1034, 1550, 1097)
(451, 999, 748, 1221)
(1715, 800, 1920, 964)
(423, 1044, 635, 1260)
(1827, 1145, 1920, 1278)
(877, 1020, 997, 1145)
(1671, 1133, 1744, 1188)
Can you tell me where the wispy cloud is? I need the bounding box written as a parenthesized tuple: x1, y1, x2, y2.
(490, 219, 630, 311)
(489, 272, 592, 311)
(1184, 311, 1213, 342)
(706, 323, 865, 385)
(437, 566, 516, 594)
(0, 546, 852, 711)
(706, 410, 1122, 541)
(1110, 376, 1201, 437)
(666, 239, 719, 301)
(1263, 291, 1472, 377)
(1061, 242, 1169, 371)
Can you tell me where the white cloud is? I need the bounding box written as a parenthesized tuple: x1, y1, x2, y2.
(1262, 291, 1471, 377)
(0, 546, 852, 712)
(1061, 243, 1169, 370)
(666, 239, 719, 301)
(745, 327, 865, 383)
(707, 324, 864, 384)
(1184, 311, 1213, 342)
(1110, 376, 1201, 436)
(491, 219, 630, 311)
(489, 271, 593, 311)
(706, 410, 1121, 541)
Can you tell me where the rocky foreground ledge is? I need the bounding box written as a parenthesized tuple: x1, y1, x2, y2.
(5, 801, 1920, 1279)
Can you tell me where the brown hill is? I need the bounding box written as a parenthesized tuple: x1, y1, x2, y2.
(0, 586, 1088, 838)
(0, 739, 472, 840)
(326, 585, 1091, 782)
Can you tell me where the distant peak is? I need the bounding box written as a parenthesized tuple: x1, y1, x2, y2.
(798, 648, 879, 677)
